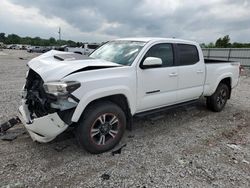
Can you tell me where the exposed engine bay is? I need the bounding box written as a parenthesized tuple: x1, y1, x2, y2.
(23, 69, 79, 125)
(24, 69, 56, 118)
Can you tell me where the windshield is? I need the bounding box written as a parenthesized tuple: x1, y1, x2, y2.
(89, 41, 146, 66)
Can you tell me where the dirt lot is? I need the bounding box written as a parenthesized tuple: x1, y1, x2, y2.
(0, 49, 250, 188)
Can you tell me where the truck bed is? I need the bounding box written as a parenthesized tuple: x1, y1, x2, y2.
(203, 60, 240, 97)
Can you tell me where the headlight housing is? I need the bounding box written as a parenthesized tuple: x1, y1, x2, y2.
(43, 81, 81, 96)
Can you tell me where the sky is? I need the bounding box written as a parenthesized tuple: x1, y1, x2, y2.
(0, 0, 250, 43)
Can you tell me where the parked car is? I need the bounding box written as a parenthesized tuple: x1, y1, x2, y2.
(6, 44, 14, 49)
(19, 38, 240, 154)
(0, 42, 5, 50)
(27, 46, 50, 53)
(21, 45, 31, 50)
(53, 45, 67, 51)
(6, 44, 21, 50)
(84, 43, 100, 55)
(65, 43, 99, 55)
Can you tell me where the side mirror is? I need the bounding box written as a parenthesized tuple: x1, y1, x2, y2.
(142, 57, 162, 69)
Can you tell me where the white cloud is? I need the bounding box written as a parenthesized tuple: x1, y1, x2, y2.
(0, 0, 68, 34)
(1, 0, 250, 43)
(0, 0, 115, 42)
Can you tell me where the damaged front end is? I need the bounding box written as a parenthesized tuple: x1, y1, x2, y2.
(19, 69, 80, 143)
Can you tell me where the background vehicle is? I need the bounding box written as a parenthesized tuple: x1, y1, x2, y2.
(53, 45, 68, 51)
(0, 42, 5, 50)
(19, 38, 240, 154)
(65, 43, 99, 55)
(6, 44, 21, 50)
(21, 45, 31, 50)
(6, 44, 14, 49)
(27, 46, 50, 53)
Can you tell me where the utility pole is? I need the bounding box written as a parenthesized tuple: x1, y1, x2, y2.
(58, 27, 61, 41)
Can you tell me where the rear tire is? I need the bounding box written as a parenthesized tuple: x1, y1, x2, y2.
(76, 101, 126, 154)
(206, 83, 230, 112)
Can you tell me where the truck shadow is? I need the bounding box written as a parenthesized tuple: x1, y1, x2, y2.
(133, 99, 209, 129)
(47, 99, 210, 155)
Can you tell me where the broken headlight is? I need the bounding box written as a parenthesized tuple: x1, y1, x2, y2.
(43, 81, 81, 97)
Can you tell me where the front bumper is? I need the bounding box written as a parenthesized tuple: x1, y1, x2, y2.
(18, 101, 69, 143)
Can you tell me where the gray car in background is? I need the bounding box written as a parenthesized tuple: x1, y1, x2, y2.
(27, 46, 51, 53)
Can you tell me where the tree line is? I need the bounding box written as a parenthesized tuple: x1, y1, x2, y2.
(201, 35, 250, 48)
(1, 33, 250, 48)
(0, 33, 82, 47)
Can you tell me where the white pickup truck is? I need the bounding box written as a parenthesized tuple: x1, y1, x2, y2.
(65, 43, 99, 55)
(19, 38, 240, 154)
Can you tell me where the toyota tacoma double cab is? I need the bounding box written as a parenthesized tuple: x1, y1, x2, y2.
(19, 38, 240, 154)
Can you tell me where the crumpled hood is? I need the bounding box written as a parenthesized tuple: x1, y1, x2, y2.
(28, 50, 120, 82)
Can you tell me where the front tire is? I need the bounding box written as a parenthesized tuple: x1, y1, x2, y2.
(76, 101, 126, 154)
(207, 83, 230, 112)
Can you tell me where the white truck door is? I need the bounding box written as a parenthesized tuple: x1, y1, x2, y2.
(136, 43, 178, 112)
(176, 44, 205, 102)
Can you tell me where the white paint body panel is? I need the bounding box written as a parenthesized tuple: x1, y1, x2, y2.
(203, 63, 240, 96)
(64, 66, 137, 121)
(137, 66, 178, 111)
(28, 50, 120, 81)
(177, 62, 205, 102)
(20, 38, 240, 143)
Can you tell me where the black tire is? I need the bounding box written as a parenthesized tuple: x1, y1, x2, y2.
(76, 101, 126, 154)
(206, 83, 230, 112)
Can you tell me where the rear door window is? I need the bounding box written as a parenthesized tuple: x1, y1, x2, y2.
(177, 44, 199, 65)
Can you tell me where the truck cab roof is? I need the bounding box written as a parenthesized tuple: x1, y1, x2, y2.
(115, 37, 197, 45)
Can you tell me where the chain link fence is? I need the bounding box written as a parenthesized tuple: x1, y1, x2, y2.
(202, 48, 250, 67)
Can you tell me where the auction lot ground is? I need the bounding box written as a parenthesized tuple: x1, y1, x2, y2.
(0, 49, 250, 188)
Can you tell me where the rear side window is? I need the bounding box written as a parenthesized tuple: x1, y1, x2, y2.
(143, 43, 174, 67)
(177, 44, 199, 65)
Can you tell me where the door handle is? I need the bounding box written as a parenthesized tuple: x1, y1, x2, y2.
(196, 70, 204, 74)
(169, 72, 178, 77)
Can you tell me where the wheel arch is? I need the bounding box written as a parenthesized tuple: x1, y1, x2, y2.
(206, 74, 233, 97)
(71, 86, 135, 121)
(219, 77, 232, 99)
(73, 94, 133, 130)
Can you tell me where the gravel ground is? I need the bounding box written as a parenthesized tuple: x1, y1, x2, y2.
(0, 49, 250, 188)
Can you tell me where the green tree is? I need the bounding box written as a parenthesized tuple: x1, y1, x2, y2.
(0, 32, 89, 47)
(33, 37, 42, 46)
(207, 42, 215, 48)
(49, 37, 56, 45)
(0, 33, 5, 42)
(215, 35, 231, 48)
(66, 40, 77, 47)
(200, 43, 206, 48)
(20, 36, 32, 45)
(5, 34, 21, 44)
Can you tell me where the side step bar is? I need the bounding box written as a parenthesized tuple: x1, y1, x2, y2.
(134, 99, 199, 118)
